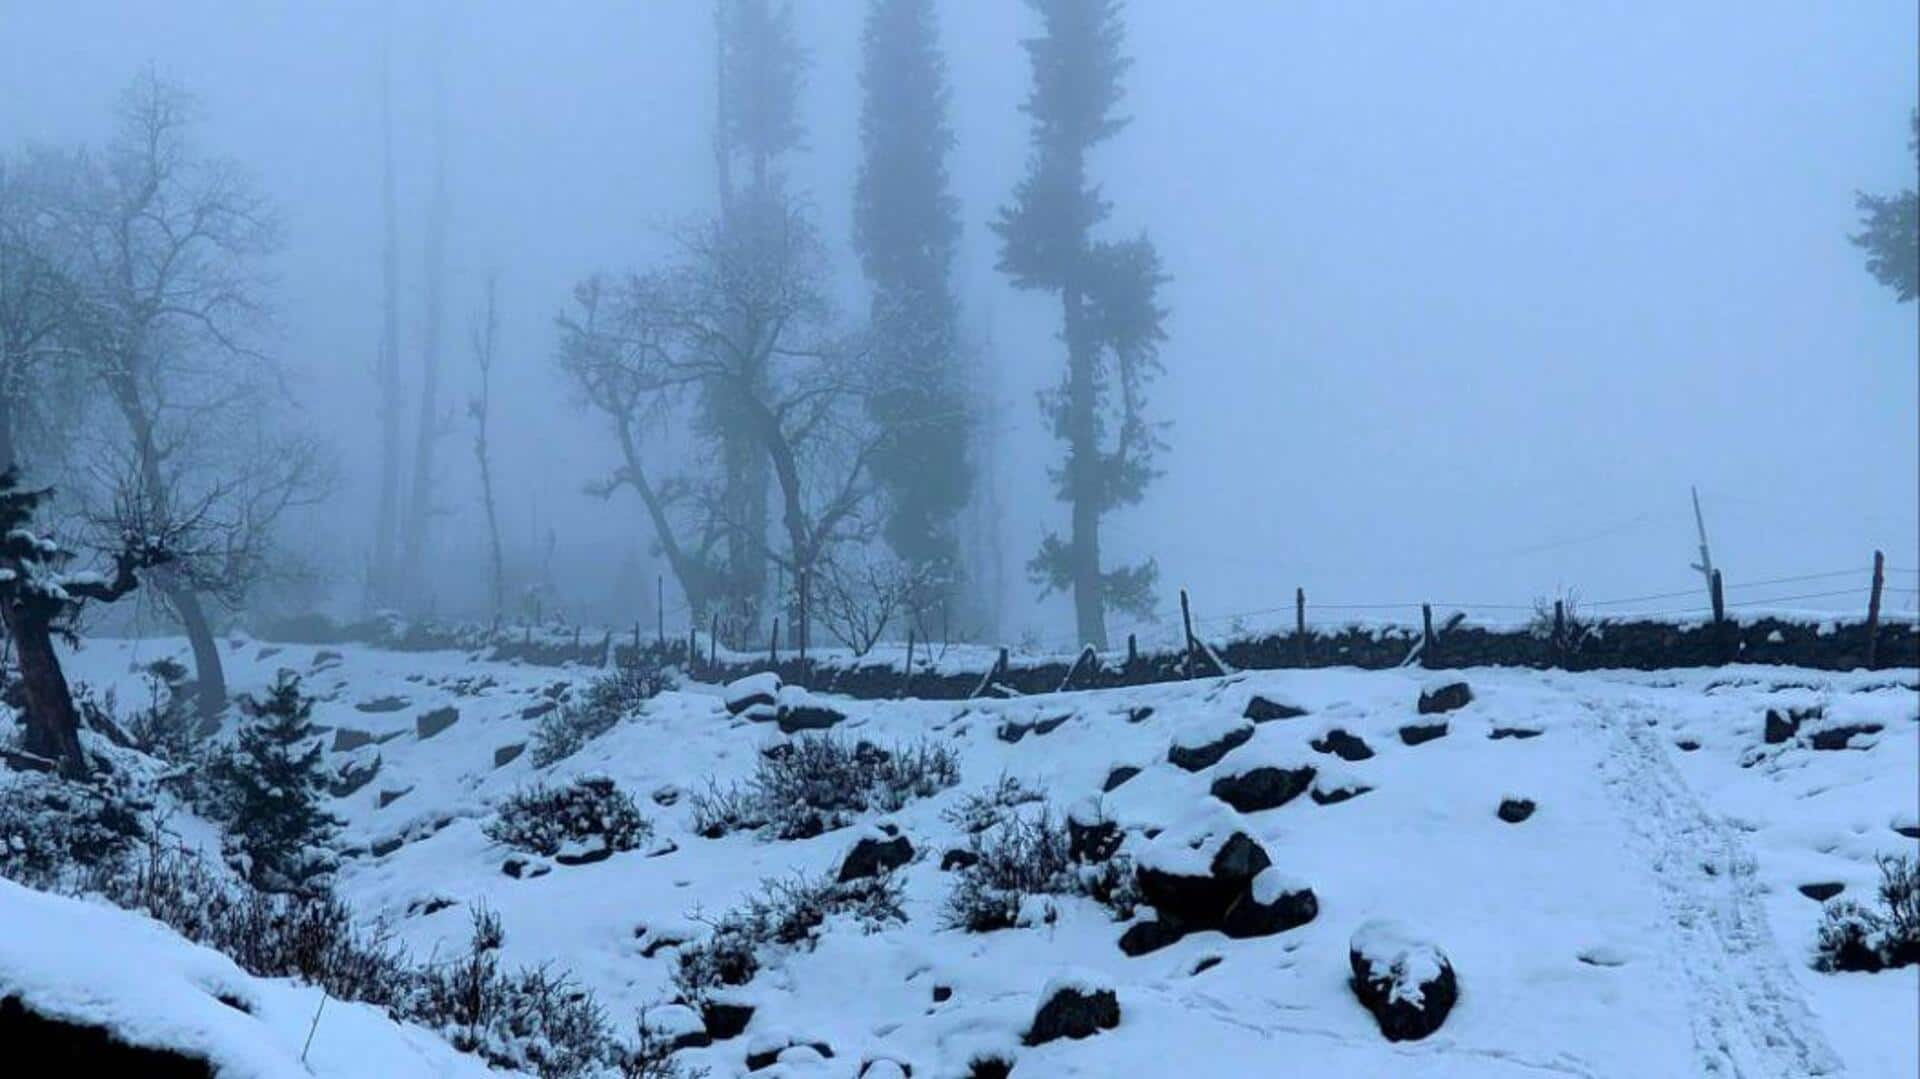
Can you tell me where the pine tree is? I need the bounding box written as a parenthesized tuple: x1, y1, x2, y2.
(993, 0, 1168, 649)
(216, 671, 337, 892)
(1852, 108, 1918, 303)
(855, 0, 971, 608)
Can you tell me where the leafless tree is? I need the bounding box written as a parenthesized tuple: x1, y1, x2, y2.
(469, 276, 506, 623)
(816, 547, 944, 657)
(0, 147, 92, 478)
(396, 36, 453, 615)
(367, 32, 405, 611)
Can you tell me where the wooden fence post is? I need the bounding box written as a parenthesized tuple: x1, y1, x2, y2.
(1295, 587, 1307, 667)
(1180, 588, 1196, 679)
(1126, 633, 1138, 673)
(709, 612, 718, 670)
(768, 618, 779, 672)
(1709, 570, 1725, 623)
(1421, 603, 1434, 667)
(1552, 599, 1565, 665)
(656, 576, 664, 644)
(903, 629, 916, 698)
(1866, 549, 1885, 670)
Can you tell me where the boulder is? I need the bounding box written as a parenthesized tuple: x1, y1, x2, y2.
(415, 706, 459, 740)
(1220, 868, 1317, 938)
(1136, 823, 1272, 928)
(724, 673, 782, 718)
(941, 848, 980, 872)
(1349, 920, 1458, 1042)
(776, 686, 845, 733)
(700, 998, 755, 1040)
(520, 700, 557, 721)
(376, 786, 412, 809)
(1416, 681, 1473, 715)
(554, 838, 613, 866)
(1025, 975, 1120, 1045)
(1488, 726, 1542, 741)
(354, 695, 410, 713)
(1763, 708, 1798, 745)
(501, 855, 551, 879)
(1209, 752, 1316, 813)
(1309, 770, 1372, 806)
(0, 996, 216, 1079)
(1798, 882, 1845, 902)
(1101, 764, 1142, 792)
(1805, 722, 1882, 751)
(331, 727, 378, 753)
(1066, 803, 1122, 864)
(327, 750, 381, 798)
(1311, 728, 1375, 761)
(839, 831, 914, 882)
(1497, 797, 1535, 823)
(1166, 716, 1255, 772)
(1399, 722, 1448, 746)
(1243, 694, 1307, 722)
(859, 1059, 911, 1079)
(493, 742, 525, 768)
(1117, 919, 1184, 957)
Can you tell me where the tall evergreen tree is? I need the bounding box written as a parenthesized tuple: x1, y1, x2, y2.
(1852, 108, 1918, 303)
(854, 0, 971, 607)
(215, 671, 337, 893)
(994, 0, 1167, 649)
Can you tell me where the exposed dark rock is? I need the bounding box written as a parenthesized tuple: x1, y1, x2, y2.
(1243, 695, 1307, 722)
(723, 673, 781, 717)
(0, 996, 214, 1076)
(1675, 739, 1701, 752)
(1806, 723, 1882, 751)
(493, 742, 525, 768)
(554, 840, 613, 867)
(1118, 918, 1185, 957)
(1896, 824, 1920, 840)
(941, 848, 980, 872)
(1190, 955, 1222, 975)
(415, 706, 459, 740)
(1399, 722, 1448, 746)
(328, 753, 380, 798)
(1488, 727, 1542, 741)
(700, 1000, 754, 1040)
(651, 785, 681, 807)
(1166, 721, 1254, 772)
(1210, 763, 1316, 813)
(966, 1055, 1013, 1079)
(1417, 681, 1473, 715)
(376, 786, 412, 809)
(747, 1038, 834, 1071)
(995, 721, 1032, 744)
(355, 695, 410, 713)
(1349, 921, 1458, 1042)
(1125, 706, 1154, 724)
(1026, 981, 1120, 1045)
(859, 1058, 912, 1079)
(520, 701, 556, 721)
(331, 727, 378, 753)
(1032, 712, 1072, 735)
(1067, 815, 1122, 864)
(839, 833, 914, 882)
(1102, 765, 1141, 792)
(1310, 780, 1372, 806)
(370, 835, 404, 858)
(1497, 798, 1536, 823)
(311, 649, 343, 669)
(1763, 709, 1799, 745)
(778, 701, 846, 734)
(501, 856, 551, 879)
(931, 984, 952, 1003)
(1221, 872, 1318, 938)
(1798, 882, 1845, 902)
(1311, 729, 1375, 761)
(1137, 831, 1272, 928)
(406, 895, 457, 917)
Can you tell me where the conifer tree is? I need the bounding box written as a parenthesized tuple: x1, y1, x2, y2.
(994, 0, 1168, 649)
(1852, 109, 1919, 303)
(216, 671, 337, 892)
(854, 0, 971, 605)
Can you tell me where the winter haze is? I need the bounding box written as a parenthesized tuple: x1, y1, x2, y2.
(2, 0, 1914, 641)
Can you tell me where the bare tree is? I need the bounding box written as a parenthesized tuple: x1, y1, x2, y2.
(59, 72, 324, 720)
(0, 147, 91, 478)
(816, 547, 942, 657)
(468, 276, 505, 623)
(367, 33, 405, 610)
(397, 37, 453, 615)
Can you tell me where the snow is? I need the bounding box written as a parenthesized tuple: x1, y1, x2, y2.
(42, 636, 1920, 1078)
(0, 877, 506, 1077)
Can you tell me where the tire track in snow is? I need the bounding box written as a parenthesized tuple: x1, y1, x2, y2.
(1591, 700, 1843, 1078)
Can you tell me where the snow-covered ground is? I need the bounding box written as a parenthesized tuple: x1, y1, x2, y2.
(55, 636, 1920, 1077)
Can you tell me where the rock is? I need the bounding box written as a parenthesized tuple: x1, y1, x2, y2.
(1032, 712, 1072, 735)
(637, 1004, 708, 1053)
(493, 742, 525, 768)
(1101, 764, 1141, 792)
(724, 673, 782, 717)
(1166, 716, 1255, 772)
(860, 1059, 911, 1079)
(1210, 757, 1316, 813)
(1675, 739, 1701, 752)
(966, 1055, 1014, 1079)
(1416, 681, 1473, 715)
(1806, 722, 1882, 751)
(995, 720, 1032, 744)
(931, 984, 952, 1003)
(1894, 812, 1920, 840)
(520, 700, 556, 720)
(1349, 920, 1458, 1042)
(328, 751, 381, 798)
(554, 838, 613, 866)
(501, 856, 551, 879)
(1497, 797, 1535, 823)
(1136, 825, 1272, 927)
(651, 784, 681, 807)
(941, 848, 980, 872)
(776, 686, 845, 733)
(355, 695, 410, 713)
(1311, 728, 1375, 761)
(1221, 868, 1317, 938)
(415, 706, 459, 740)
(745, 1035, 834, 1071)
(312, 649, 343, 669)
(1309, 771, 1372, 805)
(0, 995, 218, 1079)
(1243, 694, 1307, 722)
(370, 836, 405, 858)
(1125, 706, 1154, 724)
(700, 999, 754, 1040)
(1066, 805, 1121, 864)
(1025, 976, 1120, 1045)
(1118, 919, 1184, 957)
(1399, 722, 1448, 746)
(1798, 882, 1845, 902)
(1763, 708, 1798, 744)
(376, 786, 412, 809)
(839, 832, 914, 882)
(331, 727, 378, 753)
(1488, 727, 1542, 741)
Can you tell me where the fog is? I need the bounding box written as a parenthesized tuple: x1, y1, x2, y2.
(3, 1, 1914, 649)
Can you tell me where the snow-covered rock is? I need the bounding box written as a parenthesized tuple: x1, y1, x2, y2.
(1348, 919, 1457, 1042)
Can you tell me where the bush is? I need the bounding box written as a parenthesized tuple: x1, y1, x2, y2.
(1528, 590, 1592, 656)
(624, 1012, 710, 1079)
(672, 872, 905, 1005)
(940, 774, 1043, 835)
(483, 777, 652, 858)
(531, 665, 671, 767)
(122, 661, 197, 764)
(0, 770, 149, 889)
(943, 802, 1137, 934)
(1814, 855, 1920, 972)
(689, 735, 959, 840)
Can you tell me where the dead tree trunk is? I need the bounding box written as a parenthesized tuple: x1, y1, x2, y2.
(1, 602, 88, 779)
(399, 35, 451, 613)
(369, 37, 404, 610)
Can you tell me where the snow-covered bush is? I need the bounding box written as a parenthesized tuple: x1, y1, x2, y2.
(484, 776, 653, 858)
(940, 773, 1044, 835)
(1813, 855, 1920, 972)
(690, 735, 959, 840)
(208, 671, 339, 892)
(121, 659, 197, 763)
(624, 1013, 711, 1079)
(531, 664, 670, 767)
(0, 769, 148, 889)
(944, 803, 1137, 933)
(672, 872, 905, 1005)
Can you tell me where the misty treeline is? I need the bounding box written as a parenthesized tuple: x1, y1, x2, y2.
(1, 3, 1913, 781)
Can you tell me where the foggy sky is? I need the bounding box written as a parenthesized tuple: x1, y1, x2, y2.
(3, 1, 1915, 645)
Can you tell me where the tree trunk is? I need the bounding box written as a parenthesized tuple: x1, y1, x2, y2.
(1062, 284, 1107, 650)
(2, 603, 89, 779)
(369, 38, 404, 610)
(400, 28, 450, 615)
(160, 574, 226, 720)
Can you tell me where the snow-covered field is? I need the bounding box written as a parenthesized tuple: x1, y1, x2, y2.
(47, 637, 1920, 1077)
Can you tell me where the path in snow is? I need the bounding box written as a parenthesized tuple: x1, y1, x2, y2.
(1592, 698, 1844, 1078)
